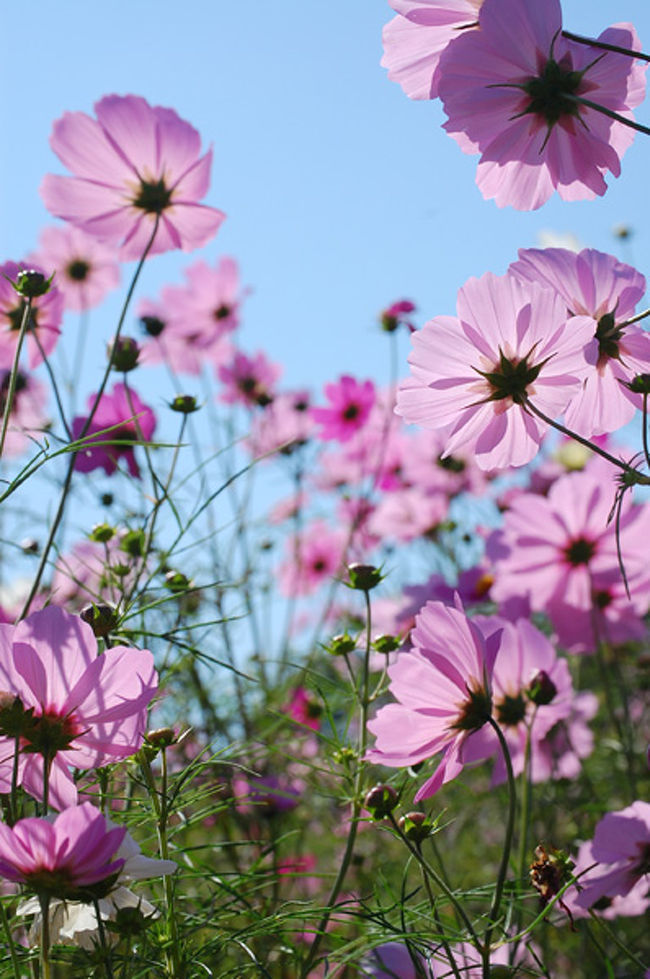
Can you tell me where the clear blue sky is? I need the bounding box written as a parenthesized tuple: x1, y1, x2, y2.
(2, 0, 650, 395)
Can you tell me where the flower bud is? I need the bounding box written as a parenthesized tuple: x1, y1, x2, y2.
(372, 634, 400, 654)
(347, 563, 383, 591)
(398, 811, 432, 843)
(170, 394, 199, 414)
(526, 670, 557, 706)
(12, 269, 54, 298)
(625, 373, 650, 394)
(326, 632, 357, 656)
(364, 784, 398, 820)
(90, 522, 115, 543)
(80, 603, 119, 638)
(120, 529, 146, 558)
(109, 336, 140, 372)
(140, 315, 165, 337)
(0, 692, 33, 739)
(146, 727, 177, 749)
(107, 905, 152, 937)
(165, 570, 191, 593)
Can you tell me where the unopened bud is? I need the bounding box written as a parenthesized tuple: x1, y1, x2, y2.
(80, 604, 118, 638)
(90, 523, 115, 543)
(140, 315, 165, 337)
(109, 336, 140, 372)
(372, 634, 400, 654)
(170, 394, 199, 414)
(120, 529, 146, 558)
(398, 811, 431, 843)
(165, 570, 190, 593)
(12, 269, 53, 298)
(146, 727, 177, 749)
(347, 563, 383, 591)
(625, 373, 650, 394)
(326, 633, 357, 656)
(527, 670, 557, 706)
(364, 784, 398, 820)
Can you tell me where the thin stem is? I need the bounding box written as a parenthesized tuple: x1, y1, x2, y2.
(0, 299, 31, 460)
(30, 328, 72, 439)
(19, 218, 160, 620)
(39, 894, 51, 979)
(483, 717, 517, 978)
(0, 895, 21, 979)
(416, 841, 461, 979)
(158, 746, 182, 979)
(562, 29, 650, 64)
(523, 396, 650, 483)
(642, 393, 650, 470)
(93, 898, 115, 979)
(565, 92, 650, 137)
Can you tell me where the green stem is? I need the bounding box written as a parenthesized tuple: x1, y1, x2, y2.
(0, 299, 32, 460)
(483, 718, 517, 979)
(19, 218, 160, 620)
(561, 29, 650, 64)
(566, 92, 650, 138)
(39, 894, 51, 979)
(158, 747, 182, 979)
(643, 393, 650, 471)
(93, 898, 114, 979)
(523, 397, 650, 484)
(0, 896, 21, 979)
(416, 841, 461, 979)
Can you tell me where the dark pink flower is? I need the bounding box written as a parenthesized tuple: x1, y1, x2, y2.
(0, 607, 157, 809)
(382, 1, 482, 100)
(72, 383, 156, 478)
(0, 262, 63, 369)
(438, 0, 647, 208)
(28, 226, 120, 312)
(278, 521, 346, 597)
(366, 600, 500, 801)
(0, 803, 126, 899)
(379, 298, 417, 332)
(396, 271, 595, 469)
(311, 375, 375, 443)
(41, 94, 225, 260)
(283, 687, 321, 731)
(217, 349, 281, 407)
(511, 247, 649, 436)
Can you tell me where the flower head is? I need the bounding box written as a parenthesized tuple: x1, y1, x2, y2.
(311, 375, 376, 443)
(41, 95, 225, 259)
(367, 600, 500, 801)
(0, 607, 158, 809)
(0, 262, 62, 369)
(396, 271, 595, 470)
(28, 226, 120, 312)
(72, 383, 156, 478)
(438, 0, 647, 208)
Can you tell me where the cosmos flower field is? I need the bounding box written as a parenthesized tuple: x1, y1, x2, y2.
(0, 1, 649, 976)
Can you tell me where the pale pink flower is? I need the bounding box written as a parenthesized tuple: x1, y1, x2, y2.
(0, 262, 63, 369)
(51, 537, 141, 609)
(489, 470, 650, 613)
(396, 271, 595, 470)
(368, 486, 447, 543)
(382, 1, 482, 100)
(0, 803, 125, 899)
(438, 0, 647, 209)
(571, 802, 650, 914)
(0, 369, 49, 457)
(28, 226, 120, 312)
(511, 247, 650, 436)
(247, 390, 313, 458)
(534, 690, 598, 783)
(217, 349, 281, 407)
(72, 382, 156, 478)
(41, 94, 225, 260)
(311, 375, 376, 443)
(564, 839, 650, 921)
(0, 606, 158, 809)
(366, 600, 499, 801)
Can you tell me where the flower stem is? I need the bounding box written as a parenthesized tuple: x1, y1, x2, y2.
(0, 299, 31, 460)
(483, 717, 517, 979)
(0, 896, 21, 979)
(39, 895, 51, 979)
(562, 29, 650, 64)
(566, 92, 650, 137)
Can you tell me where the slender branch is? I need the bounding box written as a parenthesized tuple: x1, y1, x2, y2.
(0, 299, 31, 459)
(565, 92, 650, 137)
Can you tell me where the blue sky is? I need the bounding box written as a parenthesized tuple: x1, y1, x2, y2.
(2, 0, 650, 397)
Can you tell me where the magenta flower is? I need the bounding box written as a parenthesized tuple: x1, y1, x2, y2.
(379, 298, 417, 332)
(311, 375, 376, 443)
(489, 470, 650, 613)
(382, 1, 482, 100)
(362, 941, 429, 978)
(396, 271, 595, 470)
(41, 94, 225, 260)
(438, 0, 647, 208)
(0, 803, 126, 900)
(511, 247, 650, 436)
(283, 687, 322, 731)
(217, 349, 282, 407)
(366, 600, 500, 801)
(571, 802, 650, 913)
(278, 520, 346, 597)
(72, 382, 156, 478)
(28, 226, 120, 312)
(0, 606, 158, 809)
(0, 262, 63, 369)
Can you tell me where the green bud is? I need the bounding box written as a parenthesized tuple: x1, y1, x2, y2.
(372, 633, 400, 654)
(364, 784, 398, 820)
(170, 394, 199, 414)
(146, 727, 177, 749)
(120, 529, 146, 558)
(11, 269, 54, 298)
(90, 523, 115, 543)
(80, 604, 119, 638)
(347, 563, 383, 591)
(398, 811, 432, 843)
(109, 336, 140, 372)
(326, 632, 357, 656)
(165, 570, 190, 593)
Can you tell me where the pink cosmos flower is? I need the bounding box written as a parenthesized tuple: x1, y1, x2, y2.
(511, 247, 650, 436)
(283, 687, 322, 731)
(247, 389, 314, 458)
(51, 536, 141, 609)
(278, 521, 346, 597)
(489, 470, 650, 614)
(217, 349, 282, 407)
(28, 226, 120, 312)
(366, 600, 500, 801)
(362, 941, 431, 978)
(533, 690, 598, 783)
(71, 382, 156, 478)
(438, 0, 646, 209)
(382, 1, 482, 100)
(0, 803, 126, 900)
(0, 262, 63, 369)
(396, 271, 595, 470)
(367, 486, 447, 543)
(379, 298, 417, 332)
(570, 802, 650, 914)
(311, 375, 376, 443)
(41, 94, 225, 260)
(0, 607, 157, 809)
(0, 369, 49, 457)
